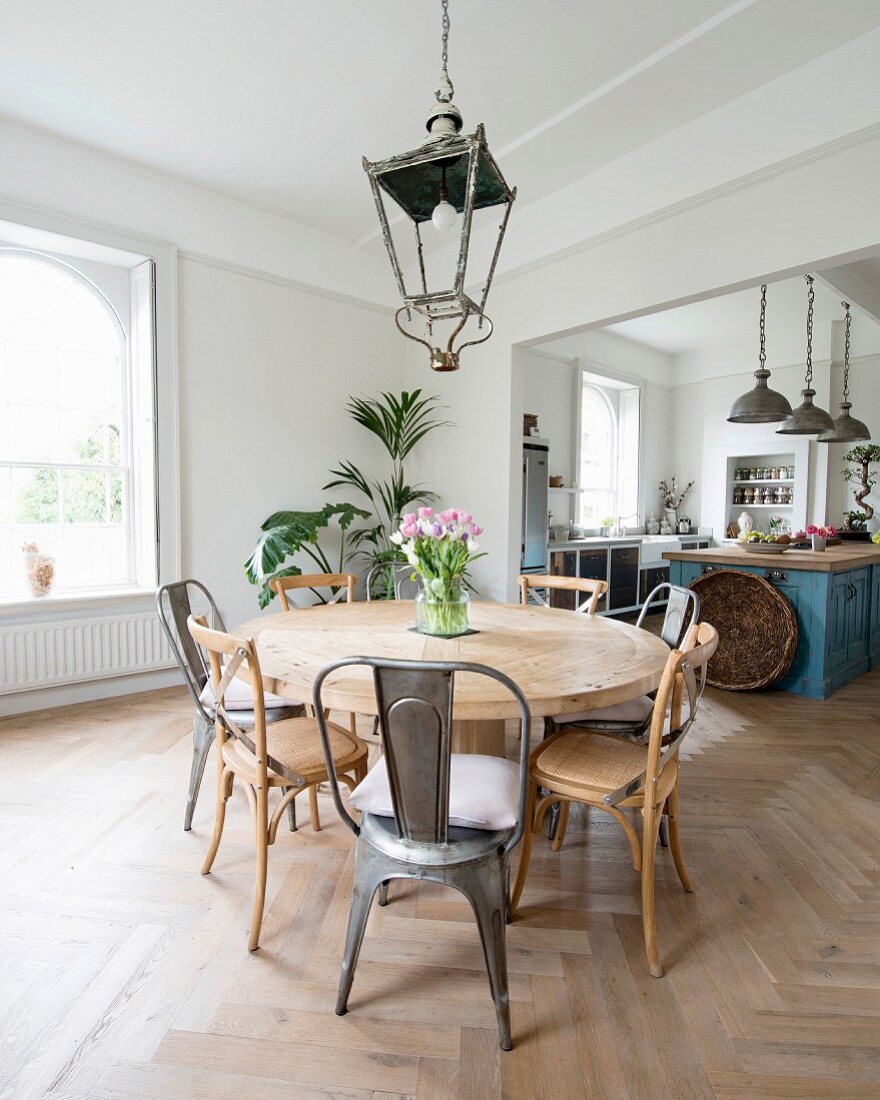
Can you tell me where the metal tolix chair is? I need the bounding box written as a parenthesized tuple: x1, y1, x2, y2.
(156, 579, 302, 831)
(313, 657, 532, 1051)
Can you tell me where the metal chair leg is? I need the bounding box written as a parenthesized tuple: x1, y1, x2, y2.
(461, 856, 512, 1051)
(336, 846, 383, 1016)
(184, 714, 215, 831)
(378, 879, 390, 906)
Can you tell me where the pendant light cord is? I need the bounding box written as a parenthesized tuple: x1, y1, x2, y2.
(804, 274, 815, 386)
(842, 301, 852, 401)
(758, 284, 767, 370)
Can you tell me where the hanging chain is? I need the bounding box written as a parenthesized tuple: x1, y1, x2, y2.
(842, 300, 852, 402)
(435, 0, 454, 101)
(758, 284, 767, 370)
(804, 274, 815, 386)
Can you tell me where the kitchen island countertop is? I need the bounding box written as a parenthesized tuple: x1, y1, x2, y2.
(662, 543, 880, 573)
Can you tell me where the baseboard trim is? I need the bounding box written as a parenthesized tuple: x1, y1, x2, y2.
(0, 667, 183, 717)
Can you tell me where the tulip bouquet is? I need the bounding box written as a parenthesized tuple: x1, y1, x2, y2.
(391, 507, 484, 636)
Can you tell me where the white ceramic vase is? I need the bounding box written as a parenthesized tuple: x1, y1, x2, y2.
(811, 534, 827, 552)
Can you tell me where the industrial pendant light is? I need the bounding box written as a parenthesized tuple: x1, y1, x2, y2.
(817, 301, 870, 443)
(776, 275, 836, 435)
(363, 0, 516, 371)
(727, 284, 792, 423)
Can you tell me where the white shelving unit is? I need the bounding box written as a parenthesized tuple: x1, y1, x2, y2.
(724, 450, 808, 536)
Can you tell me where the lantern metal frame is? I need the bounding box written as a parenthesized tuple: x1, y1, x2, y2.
(363, 127, 516, 370)
(363, 0, 516, 370)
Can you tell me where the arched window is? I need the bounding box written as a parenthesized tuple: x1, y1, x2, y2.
(578, 383, 616, 528)
(0, 250, 129, 593)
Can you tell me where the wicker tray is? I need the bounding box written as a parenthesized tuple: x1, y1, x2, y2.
(688, 569, 798, 691)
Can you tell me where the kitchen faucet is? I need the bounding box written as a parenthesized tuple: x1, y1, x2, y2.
(615, 512, 641, 536)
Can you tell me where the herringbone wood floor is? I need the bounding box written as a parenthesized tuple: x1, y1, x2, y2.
(2, 674, 880, 1099)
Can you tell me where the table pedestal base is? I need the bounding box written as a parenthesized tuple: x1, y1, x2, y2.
(451, 719, 506, 757)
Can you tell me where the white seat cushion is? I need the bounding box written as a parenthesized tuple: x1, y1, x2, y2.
(349, 753, 521, 831)
(198, 675, 300, 713)
(555, 695, 654, 726)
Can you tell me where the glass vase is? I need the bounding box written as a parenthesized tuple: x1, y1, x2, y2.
(414, 584, 471, 637)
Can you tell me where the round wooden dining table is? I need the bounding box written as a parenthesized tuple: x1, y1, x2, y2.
(235, 600, 670, 757)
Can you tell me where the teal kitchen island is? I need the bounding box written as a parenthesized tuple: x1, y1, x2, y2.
(663, 543, 880, 699)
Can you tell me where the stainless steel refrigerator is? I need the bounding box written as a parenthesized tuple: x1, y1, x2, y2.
(521, 441, 549, 573)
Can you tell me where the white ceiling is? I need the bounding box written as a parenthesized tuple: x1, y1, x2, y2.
(606, 273, 880, 356)
(1, 1, 879, 245)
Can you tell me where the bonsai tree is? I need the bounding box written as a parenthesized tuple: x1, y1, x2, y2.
(843, 444, 880, 522)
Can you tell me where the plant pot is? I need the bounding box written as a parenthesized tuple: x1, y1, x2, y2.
(664, 509, 677, 532)
(811, 535, 827, 552)
(414, 585, 471, 637)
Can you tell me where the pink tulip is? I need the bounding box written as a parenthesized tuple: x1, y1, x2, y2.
(806, 524, 817, 535)
(403, 513, 416, 525)
(418, 507, 433, 519)
(401, 523, 418, 538)
(459, 511, 472, 524)
(471, 524, 483, 536)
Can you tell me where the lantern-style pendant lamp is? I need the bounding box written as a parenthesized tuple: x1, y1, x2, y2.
(817, 301, 870, 443)
(363, 0, 516, 371)
(727, 284, 792, 423)
(777, 275, 836, 435)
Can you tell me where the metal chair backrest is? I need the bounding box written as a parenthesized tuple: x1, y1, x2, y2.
(636, 582, 700, 649)
(156, 579, 226, 718)
(604, 621, 718, 808)
(270, 572, 357, 610)
(314, 657, 531, 854)
(518, 573, 607, 615)
(365, 561, 420, 601)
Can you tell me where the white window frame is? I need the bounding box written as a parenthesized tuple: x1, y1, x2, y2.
(0, 201, 179, 614)
(577, 383, 618, 529)
(573, 362, 645, 533)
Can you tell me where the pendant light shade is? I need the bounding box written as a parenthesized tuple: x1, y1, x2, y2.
(727, 284, 792, 423)
(775, 387, 836, 435)
(817, 301, 871, 443)
(776, 275, 835, 435)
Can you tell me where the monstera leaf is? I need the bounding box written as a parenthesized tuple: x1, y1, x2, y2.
(244, 502, 369, 609)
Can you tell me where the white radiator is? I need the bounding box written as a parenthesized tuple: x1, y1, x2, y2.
(0, 610, 175, 695)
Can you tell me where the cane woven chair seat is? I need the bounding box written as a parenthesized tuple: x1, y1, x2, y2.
(223, 716, 366, 785)
(532, 728, 674, 801)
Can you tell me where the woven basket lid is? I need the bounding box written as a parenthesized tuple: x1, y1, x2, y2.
(688, 569, 798, 691)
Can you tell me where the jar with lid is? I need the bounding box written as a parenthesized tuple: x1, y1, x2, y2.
(749, 467, 757, 480)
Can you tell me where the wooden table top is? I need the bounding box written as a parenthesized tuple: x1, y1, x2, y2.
(235, 600, 670, 720)
(663, 543, 880, 572)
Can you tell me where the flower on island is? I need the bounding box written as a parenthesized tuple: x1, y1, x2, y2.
(804, 524, 837, 539)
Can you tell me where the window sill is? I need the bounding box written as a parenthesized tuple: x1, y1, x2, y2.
(0, 585, 157, 616)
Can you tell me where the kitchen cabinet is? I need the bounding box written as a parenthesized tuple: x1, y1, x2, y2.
(640, 565, 670, 602)
(608, 544, 640, 611)
(665, 550, 877, 698)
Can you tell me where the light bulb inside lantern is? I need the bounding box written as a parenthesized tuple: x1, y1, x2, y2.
(431, 199, 458, 231)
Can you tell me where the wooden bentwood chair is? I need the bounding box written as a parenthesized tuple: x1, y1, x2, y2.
(511, 622, 719, 977)
(314, 657, 532, 1052)
(187, 615, 368, 952)
(519, 572, 608, 615)
(269, 571, 357, 611)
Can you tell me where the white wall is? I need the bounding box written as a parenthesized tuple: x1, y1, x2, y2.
(408, 132, 880, 600)
(177, 257, 404, 627)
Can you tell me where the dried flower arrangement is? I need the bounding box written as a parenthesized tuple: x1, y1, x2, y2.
(22, 541, 56, 598)
(658, 477, 695, 510)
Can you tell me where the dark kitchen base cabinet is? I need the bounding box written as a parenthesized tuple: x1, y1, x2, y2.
(668, 558, 876, 699)
(549, 545, 642, 615)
